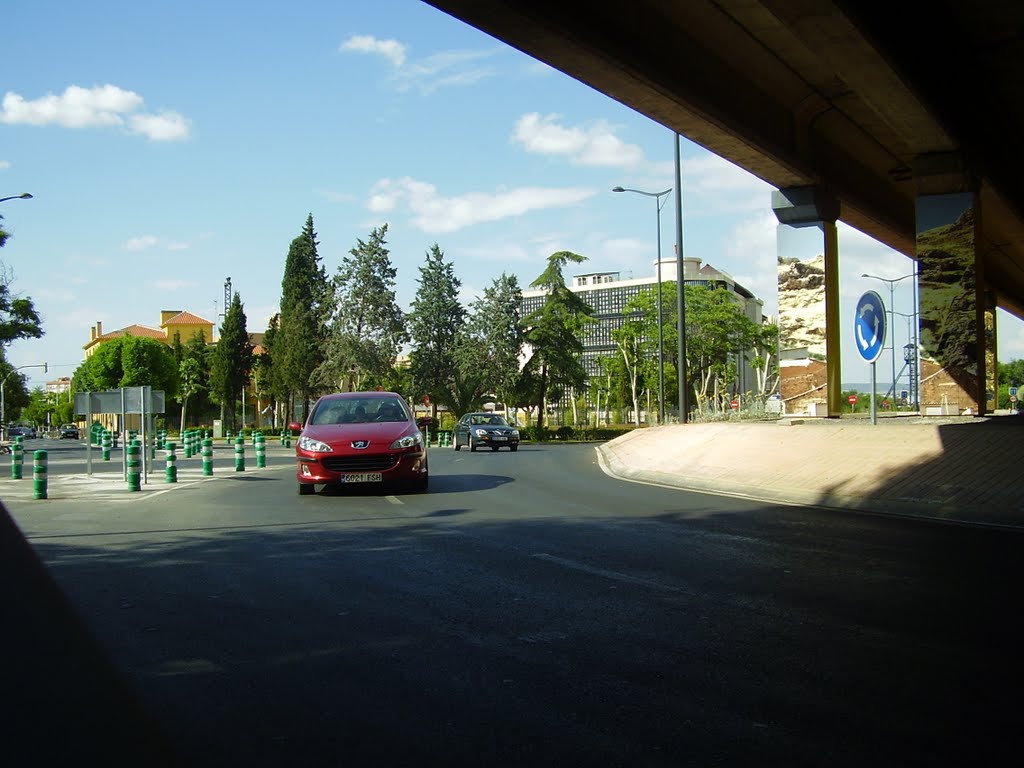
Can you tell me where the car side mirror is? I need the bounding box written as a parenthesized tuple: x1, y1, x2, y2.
(288, 422, 303, 433)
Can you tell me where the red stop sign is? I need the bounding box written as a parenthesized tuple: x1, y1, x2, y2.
(730, 399, 739, 409)
(848, 394, 858, 404)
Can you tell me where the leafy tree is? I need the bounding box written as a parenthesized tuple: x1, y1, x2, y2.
(0, 354, 32, 419)
(0, 264, 43, 349)
(72, 335, 179, 397)
(277, 215, 329, 420)
(178, 330, 210, 431)
(209, 291, 252, 432)
(407, 243, 466, 415)
(684, 286, 762, 412)
(21, 386, 51, 427)
(521, 251, 595, 432)
(610, 311, 647, 426)
(457, 273, 524, 415)
(315, 224, 408, 392)
(749, 321, 780, 400)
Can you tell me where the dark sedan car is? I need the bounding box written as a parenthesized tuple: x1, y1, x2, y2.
(453, 413, 520, 452)
(295, 392, 428, 495)
(59, 424, 80, 439)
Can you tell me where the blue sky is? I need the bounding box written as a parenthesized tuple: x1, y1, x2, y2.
(2, 0, 1022, 395)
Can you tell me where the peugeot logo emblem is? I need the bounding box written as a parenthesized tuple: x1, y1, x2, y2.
(351, 440, 370, 450)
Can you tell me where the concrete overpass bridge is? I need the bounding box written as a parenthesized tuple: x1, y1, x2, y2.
(426, 0, 1024, 415)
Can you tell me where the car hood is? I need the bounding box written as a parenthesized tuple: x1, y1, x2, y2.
(301, 422, 419, 449)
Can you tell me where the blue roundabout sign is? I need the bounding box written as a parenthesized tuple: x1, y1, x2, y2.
(854, 290, 886, 363)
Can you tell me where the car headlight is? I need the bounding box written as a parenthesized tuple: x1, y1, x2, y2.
(298, 436, 333, 452)
(510, 429, 520, 437)
(473, 428, 489, 437)
(390, 431, 424, 450)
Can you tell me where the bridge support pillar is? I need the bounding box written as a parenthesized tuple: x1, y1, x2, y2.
(914, 152, 991, 415)
(772, 186, 843, 417)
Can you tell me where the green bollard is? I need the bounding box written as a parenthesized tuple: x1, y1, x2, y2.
(202, 437, 213, 476)
(33, 449, 47, 499)
(165, 441, 177, 483)
(127, 440, 141, 492)
(234, 435, 245, 471)
(255, 432, 266, 468)
(102, 429, 111, 461)
(11, 435, 24, 479)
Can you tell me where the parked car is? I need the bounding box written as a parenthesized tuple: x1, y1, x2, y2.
(295, 392, 428, 495)
(59, 424, 80, 440)
(453, 412, 520, 452)
(6, 425, 30, 439)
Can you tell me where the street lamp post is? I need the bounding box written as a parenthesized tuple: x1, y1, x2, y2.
(0, 193, 33, 204)
(613, 186, 672, 424)
(1, 363, 48, 441)
(862, 272, 916, 407)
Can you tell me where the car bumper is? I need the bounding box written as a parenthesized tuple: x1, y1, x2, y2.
(296, 450, 427, 486)
(475, 436, 519, 447)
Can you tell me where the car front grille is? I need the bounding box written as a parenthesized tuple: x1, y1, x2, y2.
(322, 454, 400, 473)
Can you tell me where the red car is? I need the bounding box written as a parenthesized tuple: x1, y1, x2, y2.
(295, 392, 428, 495)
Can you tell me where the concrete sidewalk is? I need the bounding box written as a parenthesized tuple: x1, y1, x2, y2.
(595, 415, 1024, 530)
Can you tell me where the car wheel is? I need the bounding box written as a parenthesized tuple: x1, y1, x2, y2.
(510, 445, 518, 452)
(470, 438, 477, 452)
(491, 446, 498, 451)
(298, 483, 315, 496)
(453, 435, 461, 451)
(411, 473, 429, 493)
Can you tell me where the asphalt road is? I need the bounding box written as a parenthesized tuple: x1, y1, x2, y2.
(3, 441, 1021, 766)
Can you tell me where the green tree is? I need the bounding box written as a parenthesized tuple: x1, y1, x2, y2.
(458, 273, 524, 415)
(178, 330, 210, 432)
(260, 313, 293, 425)
(315, 224, 408, 392)
(277, 215, 328, 420)
(521, 251, 595, 433)
(0, 264, 43, 349)
(210, 291, 252, 432)
(684, 286, 762, 413)
(407, 243, 466, 415)
(72, 335, 179, 396)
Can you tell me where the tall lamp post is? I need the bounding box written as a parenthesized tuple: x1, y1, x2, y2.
(861, 272, 916, 405)
(612, 185, 672, 424)
(0, 193, 33, 204)
(2, 363, 48, 441)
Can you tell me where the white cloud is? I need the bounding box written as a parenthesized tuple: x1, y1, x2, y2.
(0, 160, 10, 170)
(368, 176, 598, 234)
(683, 153, 772, 215)
(1, 84, 191, 141)
(341, 35, 499, 95)
(513, 113, 645, 168)
(129, 111, 190, 141)
(124, 235, 159, 251)
(341, 35, 407, 67)
(397, 49, 496, 94)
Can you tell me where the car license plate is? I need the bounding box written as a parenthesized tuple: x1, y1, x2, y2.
(493, 435, 507, 441)
(340, 473, 382, 483)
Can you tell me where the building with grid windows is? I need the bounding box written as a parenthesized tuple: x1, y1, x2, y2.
(520, 256, 767, 417)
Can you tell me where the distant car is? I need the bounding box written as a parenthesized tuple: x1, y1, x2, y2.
(6, 426, 29, 439)
(453, 413, 520, 452)
(59, 424, 80, 440)
(295, 392, 428, 495)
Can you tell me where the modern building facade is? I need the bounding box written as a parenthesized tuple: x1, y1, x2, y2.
(520, 256, 766, 417)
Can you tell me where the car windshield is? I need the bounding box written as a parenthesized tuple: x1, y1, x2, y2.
(471, 415, 509, 426)
(311, 398, 408, 425)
